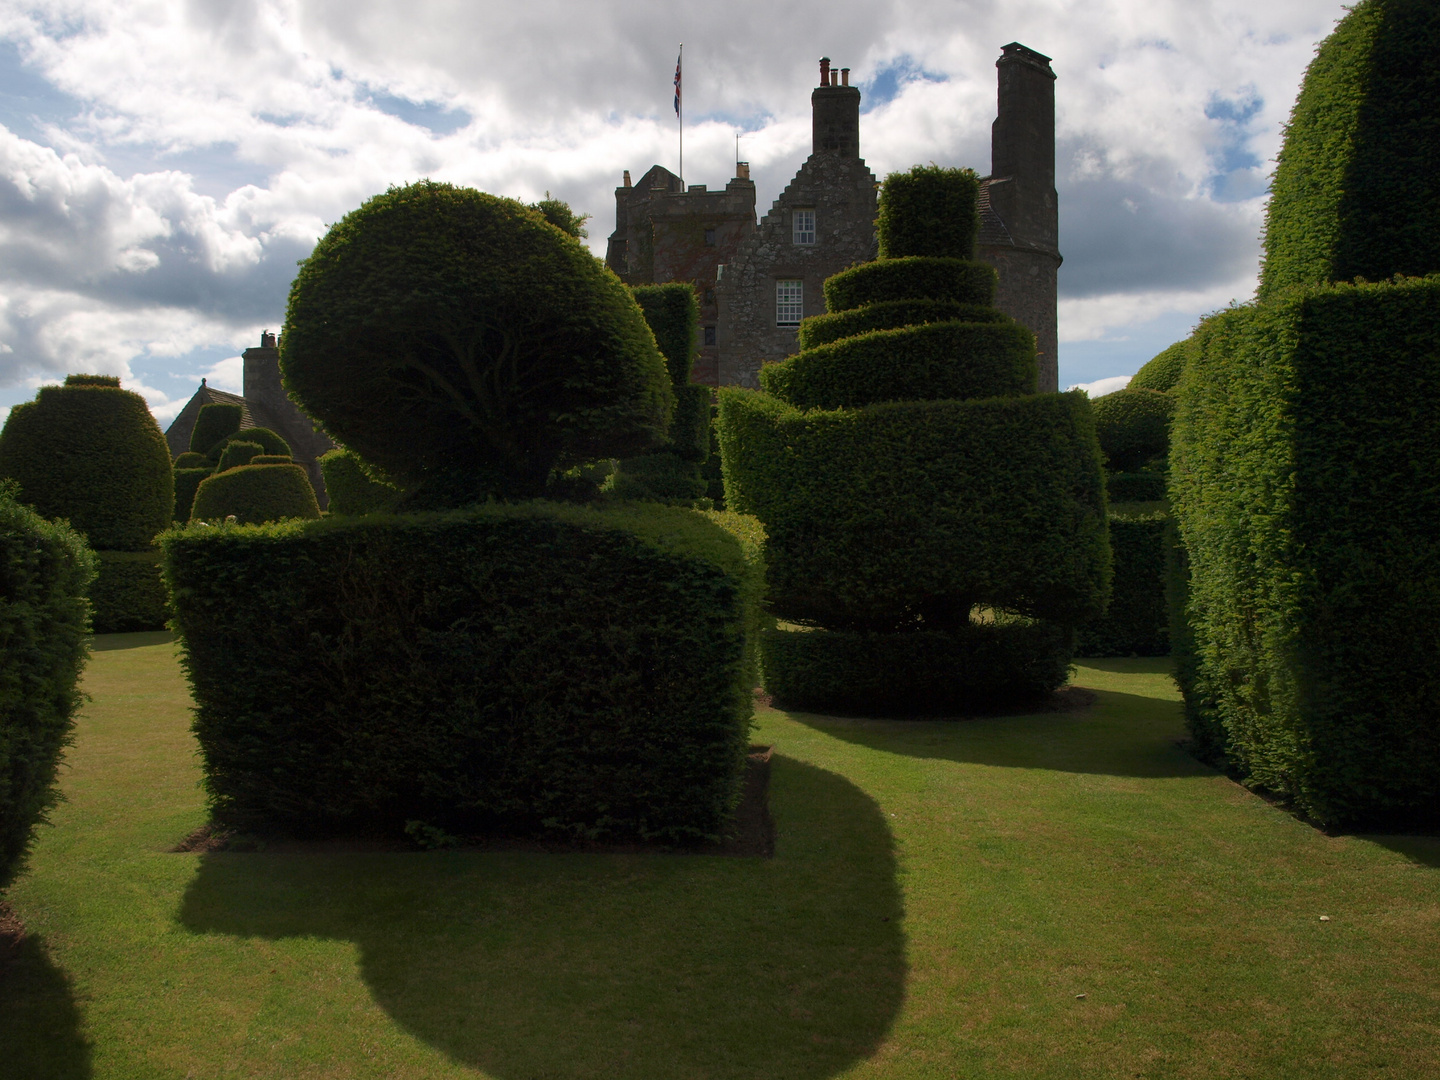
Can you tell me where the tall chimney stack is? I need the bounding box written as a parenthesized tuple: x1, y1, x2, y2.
(812, 58, 861, 157)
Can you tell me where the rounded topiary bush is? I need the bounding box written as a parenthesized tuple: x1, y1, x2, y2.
(1092, 388, 1176, 473)
(216, 440, 263, 473)
(1129, 340, 1188, 393)
(174, 451, 210, 469)
(282, 181, 673, 507)
(0, 377, 173, 551)
(189, 402, 242, 456)
(191, 463, 320, 525)
(206, 426, 290, 464)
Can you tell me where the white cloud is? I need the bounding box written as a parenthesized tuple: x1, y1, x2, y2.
(1067, 375, 1132, 398)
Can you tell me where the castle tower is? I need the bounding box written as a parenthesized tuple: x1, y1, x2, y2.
(977, 43, 1062, 393)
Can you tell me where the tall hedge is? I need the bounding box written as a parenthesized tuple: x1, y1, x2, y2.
(319, 449, 399, 515)
(719, 165, 1108, 712)
(1128, 340, 1189, 393)
(0, 482, 94, 890)
(1260, 0, 1440, 297)
(1170, 275, 1440, 827)
(162, 502, 763, 842)
(281, 181, 673, 507)
(1075, 509, 1169, 658)
(632, 283, 699, 385)
(0, 377, 172, 633)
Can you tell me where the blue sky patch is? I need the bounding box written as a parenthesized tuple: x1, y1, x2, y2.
(862, 57, 947, 112)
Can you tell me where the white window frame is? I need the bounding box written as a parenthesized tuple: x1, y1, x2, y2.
(776, 280, 803, 326)
(792, 208, 816, 245)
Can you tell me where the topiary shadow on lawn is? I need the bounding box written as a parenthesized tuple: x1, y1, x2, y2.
(178, 755, 906, 1079)
(0, 923, 93, 1080)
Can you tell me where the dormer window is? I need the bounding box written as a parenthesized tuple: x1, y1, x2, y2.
(792, 209, 816, 245)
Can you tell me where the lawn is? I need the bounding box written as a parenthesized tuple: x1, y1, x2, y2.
(2, 633, 1438, 1079)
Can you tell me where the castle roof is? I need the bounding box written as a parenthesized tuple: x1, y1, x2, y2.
(976, 178, 1015, 248)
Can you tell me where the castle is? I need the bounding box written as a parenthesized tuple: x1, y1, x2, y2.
(607, 43, 1061, 393)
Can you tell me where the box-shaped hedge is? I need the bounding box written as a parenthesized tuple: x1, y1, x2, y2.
(1170, 275, 1440, 827)
(162, 501, 763, 842)
(1075, 508, 1169, 658)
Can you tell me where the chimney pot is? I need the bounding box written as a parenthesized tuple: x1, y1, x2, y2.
(819, 57, 831, 85)
(736, 161, 750, 180)
(841, 67, 850, 86)
(623, 169, 632, 187)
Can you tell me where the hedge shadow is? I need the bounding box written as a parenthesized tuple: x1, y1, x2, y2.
(0, 927, 92, 1080)
(178, 756, 905, 1080)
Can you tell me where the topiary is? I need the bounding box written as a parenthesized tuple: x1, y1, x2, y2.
(216, 440, 264, 473)
(189, 403, 242, 456)
(251, 454, 291, 465)
(0, 380, 173, 551)
(174, 467, 214, 522)
(63, 374, 120, 387)
(1091, 388, 1176, 473)
(174, 451, 210, 469)
(191, 464, 321, 525)
(319, 448, 400, 516)
(875, 164, 981, 260)
(205, 426, 290, 465)
(1129, 340, 1188, 393)
(632, 283, 699, 385)
(281, 180, 673, 507)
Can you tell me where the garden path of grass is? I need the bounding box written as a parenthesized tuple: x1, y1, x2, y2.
(2, 634, 1438, 1079)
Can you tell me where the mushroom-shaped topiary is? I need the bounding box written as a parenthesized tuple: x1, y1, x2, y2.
(281, 181, 674, 507)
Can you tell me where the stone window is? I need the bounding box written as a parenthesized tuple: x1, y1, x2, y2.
(704, 227, 717, 246)
(703, 325, 717, 346)
(776, 280, 803, 326)
(792, 209, 816, 245)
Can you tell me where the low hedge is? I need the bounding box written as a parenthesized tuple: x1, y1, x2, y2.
(174, 467, 214, 522)
(718, 388, 1110, 630)
(1170, 275, 1440, 827)
(876, 165, 981, 260)
(760, 319, 1035, 410)
(189, 403, 242, 456)
(0, 482, 94, 890)
(216, 440, 263, 472)
(1092, 388, 1175, 473)
(161, 502, 764, 841)
(761, 620, 1072, 715)
(191, 464, 321, 525)
(319, 449, 400, 516)
(632, 283, 699, 385)
(90, 549, 167, 633)
(1075, 509, 1169, 658)
(798, 299, 1003, 350)
(823, 257, 996, 314)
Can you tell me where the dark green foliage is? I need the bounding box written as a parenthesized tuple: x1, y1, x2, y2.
(668, 384, 712, 463)
(1170, 276, 1440, 827)
(174, 468, 213, 523)
(608, 452, 708, 504)
(205, 426, 290, 464)
(215, 440, 263, 473)
(0, 381, 173, 551)
(1166, 517, 1225, 762)
(63, 374, 119, 387)
(1107, 471, 1166, 502)
(1092, 388, 1175, 473)
(632, 283, 699, 385)
(161, 502, 762, 842)
(191, 464, 321, 525)
(762, 621, 1071, 714)
(798, 299, 1003, 350)
(1260, 0, 1440, 297)
(823, 257, 996, 314)
(876, 165, 981, 260)
(701, 403, 726, 509)
(759, 320, 1035, 410)
(174, 452, 209, 469)
(1129, 340, 1188, 393)
(251, 454, 292, 465)
(719, 389, 1109, 631)
(90, 550, 167, 633)
(0, 481, 94, 890)
(189, 403, 242, 456)
(1076, 510, 1169, 658)
(282, 181, 672, 506)
(527, 195, 589, 239)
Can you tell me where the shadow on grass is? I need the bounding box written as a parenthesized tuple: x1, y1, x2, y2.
(784, 689, 1208, 781)
(178, 756, 905, 1080)
(0, 926, 93, 1080)
(1354, 834, 1440, 868)
(90, 629, 172, 652)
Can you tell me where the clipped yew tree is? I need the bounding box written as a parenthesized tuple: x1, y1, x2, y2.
(164, 182, 763, 844)
(1171, 0, 1440, 828)
(718, 165, 1109, 713)
(0, 375, 171, 632)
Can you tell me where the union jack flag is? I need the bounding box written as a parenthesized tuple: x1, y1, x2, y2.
(674, 51, 682, 116)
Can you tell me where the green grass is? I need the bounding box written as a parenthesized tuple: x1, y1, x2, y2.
(3, 637, 1438, 1079)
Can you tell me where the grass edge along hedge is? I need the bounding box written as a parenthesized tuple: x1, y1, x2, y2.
(162, 501, 765, 843)
(1170, 275, 1440, 828)
(0, 482, 94, 890)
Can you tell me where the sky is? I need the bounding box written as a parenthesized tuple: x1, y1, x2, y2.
(0, 0, 1345, 427)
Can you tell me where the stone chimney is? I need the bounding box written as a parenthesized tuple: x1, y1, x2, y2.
(812, 57, 861, 157)
(990, 42, 1057, 252)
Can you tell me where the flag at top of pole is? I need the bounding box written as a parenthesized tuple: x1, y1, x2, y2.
(673, 47, 682, 116)
(674, 44, 683, 185)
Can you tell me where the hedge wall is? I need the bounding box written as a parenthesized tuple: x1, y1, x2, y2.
(161, 501, 763, 842)
(1260, 0, 1440, 297)
(0, 482, 94, 890)
(90, 550, 168, 633)
(609, 452, 708, 504)
(0, 381, 173, 551)
(1075, 508, 1169, 658)
(191, 464, 321, 525)
(1170, 275, 1440, 827)
(319, 449, 399, 515)
(1107, 471, 1166, 503)
(632, 282, 699, 385)
(719, 389, 1109, 632)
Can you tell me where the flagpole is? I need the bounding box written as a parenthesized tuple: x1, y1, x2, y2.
(677, 43, 684, 187)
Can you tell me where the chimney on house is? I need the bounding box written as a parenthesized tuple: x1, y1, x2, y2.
(623, 169, 632, 188)
(736, 161, 750, 180)
(812, 57, 861, 157)
(990, 42, 1057, 250)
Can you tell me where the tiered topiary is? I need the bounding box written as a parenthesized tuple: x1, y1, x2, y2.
(180, 404, 313, 525)
(164, 181, 762, 844)
(1092, 386, 1175, 502)
(0, 375, 172, 632)
(1171, 0, 1440, 828)
(719, 165, 1109, 713)
(608, 283, 712, 504)
(0, 480, 94, 890)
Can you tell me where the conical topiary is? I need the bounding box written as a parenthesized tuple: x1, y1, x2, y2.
(718, 165, 1109, 714)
